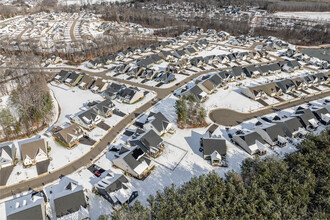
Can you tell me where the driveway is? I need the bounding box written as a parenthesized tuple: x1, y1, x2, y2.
(79, 136, 96, 146)
(97, 121, 111, 131)
(36, 159, 50, 175)
(0, 165, 14, 186)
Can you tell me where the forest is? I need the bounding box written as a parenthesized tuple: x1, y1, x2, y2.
(112, 129, 330, 219)
(0, 72, 54, 141)
(175, 94, 207, 128)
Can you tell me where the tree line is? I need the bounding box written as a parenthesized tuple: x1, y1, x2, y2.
(112, 129, 330, 219)
(0, 71, 54, 141)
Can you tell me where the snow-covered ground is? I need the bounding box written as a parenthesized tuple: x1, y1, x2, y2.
(59, 0, 131, 5)
(273, 12, 330, 22)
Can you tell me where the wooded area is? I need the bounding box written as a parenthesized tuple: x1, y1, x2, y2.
(112, 129, 330, 219)
(0, 72, 54, 141)
(175, 94, 207, 128)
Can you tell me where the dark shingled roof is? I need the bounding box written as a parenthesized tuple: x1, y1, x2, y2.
(203, 138, 227, 157)
(7, 204, 44, 220)
(54, 190, 87, 218)
(239, 131, 265, 146)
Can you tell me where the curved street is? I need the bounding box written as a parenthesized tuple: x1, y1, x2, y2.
(209, 89, 330, 126)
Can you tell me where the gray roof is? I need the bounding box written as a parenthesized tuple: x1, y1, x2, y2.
(296, 109, 318, 128)
(209, 74, 223, 86)
(202, 138, 227, 156)
(230, 66, 244, 77)
(6, 192, 45, 220)
(129, 129, 163, 154)
(146, 112, 170, 134)
(54, 190, 87, 218)
(183, 85, 204, 100)
(77, 108, 99, 125)
(276, 117, 303, 137)
(7, 204, 44, 220)
(122, 147, 151, 172)
(276, 79, 295, 92)
(0, 142, 15, 166)
(263, 124, 287, 141)
(94, 99, 115, 115)
(239, 131, 265, 146)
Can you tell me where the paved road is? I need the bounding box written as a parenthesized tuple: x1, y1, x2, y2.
(209, 89, 330, 126)
(70, 18, 79, 41)
(16, 26, 32, 41)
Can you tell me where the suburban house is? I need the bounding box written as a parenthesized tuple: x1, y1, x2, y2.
(78, 75, 95, 90)
(103, 82, 126, 100)
(0, 142, 15, 168)
(217, 70, 232, 82)
(19, 139, 48, 167)
(72, 108, 102, 130)
(94, 171, 138, 209)
(302, 75, 315, 87)
(255, 123, 287, 146)
(313, 72, 328, 85)
(287, 60, 301, 70)
(112, 145, 152, 179)
(312, 106, 330, 125)
(276, 79, 296, 93)
(5, 191, 46, 220)
(230, 66, 246, 79)
(261, 82, 282, 97)
(90, 78, 108, 93)
(190, 57, 205, 67)
(295, 108, 319, 130)
(44, 177, 89, 219)
(128, 129, 164, 157)
(53, 124, 84, 148)
(118, 87, 144, 104)
(291, 77, 307, 90)
(243, 65, 261, 78)
(156, 71, 176, 84)
(181, 85, 207, 102)
(233, 131, 267, 155)
(54, 70, 71, 83)
(197, 79, 217, 94)
(64, 72, 83, 86)
(241, 85, 266, 100)
(200, 137, 227, 166)
(143, 112, 175, 135)
(93, 99, 115, 117)
(275, 117, 305, 138)
(278, 60, 294, 72)
(159, 50, 174, 61)
(209, 73, 223, 87)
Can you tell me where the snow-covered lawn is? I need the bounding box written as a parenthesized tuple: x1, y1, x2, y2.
(273, 12, 330, 22)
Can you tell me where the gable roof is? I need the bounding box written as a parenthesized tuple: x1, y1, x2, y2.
(44, 177, 87, 218)
(276, 117, 303, 136)
(146, 112, 171, 134)
(54, 124, 83, 146)
(129, 129, 163, 153)
(0, 142, 15, 166)
(94, 99, 115, 115)
(262, 123, 287, 141)
(209, 74, 223, 86)
(76, 108, 99, 126)
(203, 138, 227, 156)
(237, 131, 265, 146)
(20, 139, 47, 161)
(6, 191, 45, 220)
